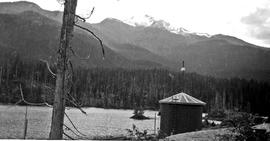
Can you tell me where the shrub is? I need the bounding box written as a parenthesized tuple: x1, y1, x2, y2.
(219, 112, 269, 141)
(208, 109, 227, 120)
(130, 108, 150, 120)
(126, 124, 157, 140)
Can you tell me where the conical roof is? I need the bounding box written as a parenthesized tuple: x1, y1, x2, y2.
(159, 92, 206, 106)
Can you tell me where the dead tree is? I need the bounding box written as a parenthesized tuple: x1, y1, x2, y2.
(49, 0, 78, 139)
(46, 0, 104, 139)
(11, 1, 92, 136)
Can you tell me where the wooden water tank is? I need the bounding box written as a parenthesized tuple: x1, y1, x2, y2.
(159, 92, 206, 136)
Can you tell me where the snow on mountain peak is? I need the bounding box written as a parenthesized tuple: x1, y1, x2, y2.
(123, 15, 211, 37)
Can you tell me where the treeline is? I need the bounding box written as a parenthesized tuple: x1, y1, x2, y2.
(0, 55, 270, 116)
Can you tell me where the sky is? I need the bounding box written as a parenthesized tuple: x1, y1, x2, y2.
(2, 0, 270, 48)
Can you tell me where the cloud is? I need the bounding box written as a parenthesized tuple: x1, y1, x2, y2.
(241, 5, 270, 44)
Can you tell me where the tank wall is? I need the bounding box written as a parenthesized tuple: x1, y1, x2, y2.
(160, 103, 203, 136)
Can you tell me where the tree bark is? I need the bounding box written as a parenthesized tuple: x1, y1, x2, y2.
(49, 0, 77, 139)
(0, 67, 2, 85)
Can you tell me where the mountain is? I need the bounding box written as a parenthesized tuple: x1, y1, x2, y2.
(110, 43, 175, 68)
(91, 18, 270, 81)
(174, 38, 270, 79)
(0, 11, 162, 69)
(0, 1, 62, 22)
(90, 17, 217, 59)
(126, 14, 212, 37)
(0, 1, 270, 81)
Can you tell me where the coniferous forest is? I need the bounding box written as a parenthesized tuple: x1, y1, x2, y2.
(0, 55, 270, 116)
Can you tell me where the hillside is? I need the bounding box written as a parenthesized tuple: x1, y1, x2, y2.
(0, 1, 270, 81)
(92, 18, 270, 81)
(0, 11, 162, 69)
(0, 1, 62, 22)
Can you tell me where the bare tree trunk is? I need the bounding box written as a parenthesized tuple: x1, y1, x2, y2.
(0, 67, 2, 85)
(49, 0, 77, 139)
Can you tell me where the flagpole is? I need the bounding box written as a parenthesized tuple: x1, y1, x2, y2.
(181, 61, 185, 92)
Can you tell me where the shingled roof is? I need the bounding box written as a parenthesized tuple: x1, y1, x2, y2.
(159, 92, 206, 106)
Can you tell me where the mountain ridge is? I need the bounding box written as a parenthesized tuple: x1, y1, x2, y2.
(124, 15, 212, 37)
(0, 11, 164, 69)
(0, 1, 269, 81)
(0, 1, 63, 22)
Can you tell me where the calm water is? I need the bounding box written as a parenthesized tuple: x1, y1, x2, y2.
(0, 105, 160, 139)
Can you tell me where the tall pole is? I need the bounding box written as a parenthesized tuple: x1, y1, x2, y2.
(181, 61, 185, 92)
(154, 113, 156, 135)
(49, 0, 78, 139)
(23, 106, 28, 139)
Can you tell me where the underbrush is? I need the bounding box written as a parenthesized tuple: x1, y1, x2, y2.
(216, 112, 269, 141)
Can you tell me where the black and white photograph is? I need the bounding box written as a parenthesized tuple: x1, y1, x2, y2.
(0, 0, 269, 140)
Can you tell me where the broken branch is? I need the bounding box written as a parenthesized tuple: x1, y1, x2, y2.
(63, 132, 75, 140)
(74, 24, 105, 59)
(63, 124, 82, 138)
(66, 96, 86, 115)
(39, 59, 56, 77)
(19, 84, 52, 107)
(64, 112, 87, 136)
(75, 7, 95, 22)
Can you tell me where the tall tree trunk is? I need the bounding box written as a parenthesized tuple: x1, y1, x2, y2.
(49, 0, 77, 139)
(0, 67, 2, 85)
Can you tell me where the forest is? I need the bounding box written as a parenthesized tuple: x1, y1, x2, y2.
(0, 54, 270, 116)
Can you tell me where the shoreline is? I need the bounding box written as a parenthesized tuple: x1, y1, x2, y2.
(0, 103, 159, 111)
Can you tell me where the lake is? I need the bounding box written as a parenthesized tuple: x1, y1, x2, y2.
(0, 105, 160, 139)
